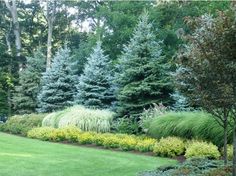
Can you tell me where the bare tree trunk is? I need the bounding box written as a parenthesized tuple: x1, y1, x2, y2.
(47, 19, 53, 69)
(5, 33, 12, 117)
(46, 0, 56, 70)
(4, 0, 22, 69)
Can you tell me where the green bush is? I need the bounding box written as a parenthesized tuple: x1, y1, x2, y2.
(0, 114, 46, 136)
(147, 111, 231, 146)
(153, 137, 185, 158)
(42, 106, 114, 133)
(185, 141, 220, 159)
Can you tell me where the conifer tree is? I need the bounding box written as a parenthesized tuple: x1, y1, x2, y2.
(115, 12, 172, 118)
(75, 41, 114, 109)
(12, 49, 45, 114)
(37, 47, 77, 112)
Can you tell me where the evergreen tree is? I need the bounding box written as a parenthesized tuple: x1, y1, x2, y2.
(170, 90, 189, 111)
(75, 41, 114, 109)
(115, 12, 172, 118)
(12, 49, 45, 114)
(37, 47, 77, 112)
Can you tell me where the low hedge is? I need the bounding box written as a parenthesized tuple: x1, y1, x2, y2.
(0, 114, 46, 136)
(27, 127, 221, 159)
(147, 111, 232, 146)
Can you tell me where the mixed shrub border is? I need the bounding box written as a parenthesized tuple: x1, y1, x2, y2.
(27, 126, 228, 159)
(0, 114, 46, 136)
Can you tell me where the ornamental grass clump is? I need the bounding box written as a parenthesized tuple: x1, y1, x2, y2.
(42, 106, 114, 133)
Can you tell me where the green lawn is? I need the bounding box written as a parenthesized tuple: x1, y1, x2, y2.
(0, 132, 177, 176)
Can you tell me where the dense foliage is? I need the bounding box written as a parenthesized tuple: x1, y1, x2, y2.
(37, 47, 77, 112)
(12, 49, 45, 114)
(0, 113, 46, 136)
(75, 42, 114, 109)
(115, 12, 172, 119)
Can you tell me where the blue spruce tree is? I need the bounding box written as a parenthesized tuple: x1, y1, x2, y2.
(115, 12, 172, 118)
(75, 41, 114, 109)
(37, 47, 77, 112)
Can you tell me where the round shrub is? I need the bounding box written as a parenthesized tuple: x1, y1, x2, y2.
(153, 137, 185, 157)
(185, 141, 220, 159)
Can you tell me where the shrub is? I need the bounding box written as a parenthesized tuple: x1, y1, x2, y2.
(119, 136, 138, 151)
(77, 132, 97, 144)
(42, 106, 114, 133)
(102, 134, 120, 148)
(135, 138, 156, 152)
(0, 114, 46, 136)
(147, 111, 230, 146)
(111, 118, 139, 134)
(27, 127, 57, 141)
(138, 158, 232, 176)
(185, 141, 220, 159)
(153, 137, 185, 158)
(27, 127, 158, 153)
(222, 145, 233, 161)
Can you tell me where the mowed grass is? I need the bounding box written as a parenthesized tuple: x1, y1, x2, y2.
(0, 132, 177, 176)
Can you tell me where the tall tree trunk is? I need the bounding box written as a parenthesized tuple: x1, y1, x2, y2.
(46, 0, 56, 70)
(5, 33, 12, 117)
(47, 19, 53, 69)
(4, 0, 22, 69)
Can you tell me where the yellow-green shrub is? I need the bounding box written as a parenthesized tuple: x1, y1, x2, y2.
(61, 127, 81, 142)
(135, 138, 156, 152)
(227, 145, 233, 160)
(27, 127, 56, 141)
(153, 137, 185, 157)
(119, 136, 137, 151)
(185, 141, 220, 159)
(77, 132, 97, 144)
(221, 144, 233, 161)
(102, 134, 120, 148)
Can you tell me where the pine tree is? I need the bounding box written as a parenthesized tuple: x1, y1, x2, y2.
(115, 12, 172, 118)
(171, 90, 189, 111)
(37, 47, 77, 112)
(75, 41, 114, 109)
(12, 49, 45, 114)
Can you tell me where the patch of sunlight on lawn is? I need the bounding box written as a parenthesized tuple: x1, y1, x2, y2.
(0, 152, 32, 157)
